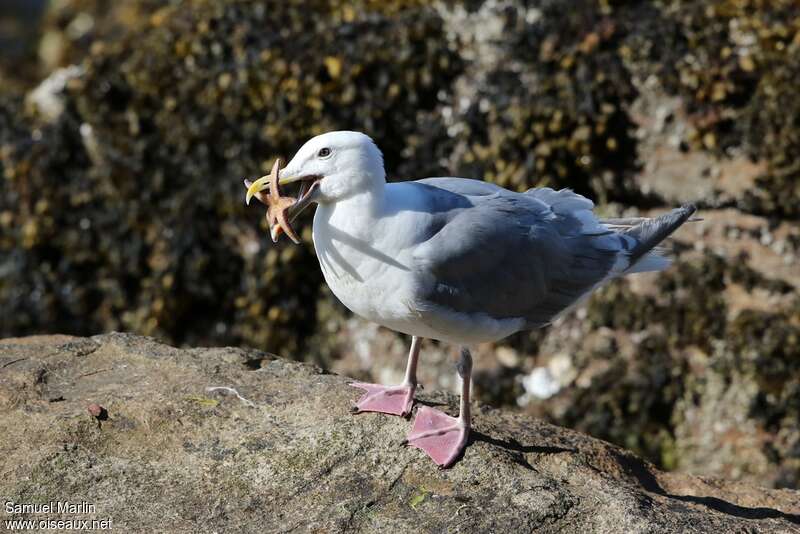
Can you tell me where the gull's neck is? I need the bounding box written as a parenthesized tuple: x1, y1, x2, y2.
(315, 170, 387, 234)
(336, 181, 386, 217)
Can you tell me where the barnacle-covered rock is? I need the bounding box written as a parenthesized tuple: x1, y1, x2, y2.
(640, 0, 800, 217)
(36, 0, 164, 72)
(411, 1, 641, 204)
(0, 0, 48, 93)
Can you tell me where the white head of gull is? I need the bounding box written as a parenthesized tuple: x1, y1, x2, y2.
(245, 130, 697, 468)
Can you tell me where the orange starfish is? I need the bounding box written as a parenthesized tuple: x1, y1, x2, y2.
(264, 158, 301, 244)
(245, 159, 301, 244)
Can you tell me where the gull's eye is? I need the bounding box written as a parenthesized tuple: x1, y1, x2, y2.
(317, 147, 332, 158)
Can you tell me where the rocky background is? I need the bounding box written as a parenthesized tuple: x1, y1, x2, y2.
(1, 0, 798, 491)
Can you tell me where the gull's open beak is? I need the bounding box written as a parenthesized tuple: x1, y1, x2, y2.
(286, 179, 321, 222)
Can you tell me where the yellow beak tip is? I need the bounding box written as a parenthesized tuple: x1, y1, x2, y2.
(244, 176, 270, 205)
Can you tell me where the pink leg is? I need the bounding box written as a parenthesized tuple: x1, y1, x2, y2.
(405, 348, 472, 468)
(350, 336, 421, 417)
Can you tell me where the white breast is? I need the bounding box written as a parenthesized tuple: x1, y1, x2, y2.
(312, 195, 420, 329)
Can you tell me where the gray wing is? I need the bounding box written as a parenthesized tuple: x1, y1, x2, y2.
(411, 180, 627, 328)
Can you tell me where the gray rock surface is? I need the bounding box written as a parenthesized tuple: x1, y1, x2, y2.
(1, 333, 798, 533)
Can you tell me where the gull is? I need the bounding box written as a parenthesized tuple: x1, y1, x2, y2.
(245, 131, 696, 468)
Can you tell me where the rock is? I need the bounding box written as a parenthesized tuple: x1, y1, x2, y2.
(0, 333, 798, 532)
(629, 77, 765, 208)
